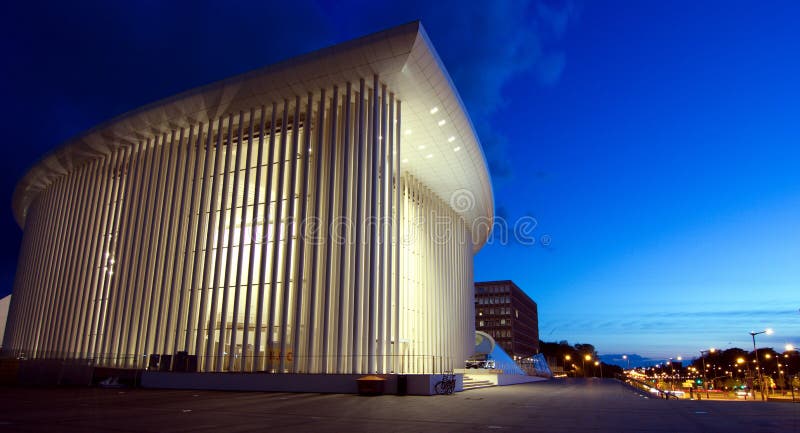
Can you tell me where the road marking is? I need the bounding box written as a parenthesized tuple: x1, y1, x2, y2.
(182, 409, 192, 413)
(487, 426, 503, 429)
(694, 411, 707, 414)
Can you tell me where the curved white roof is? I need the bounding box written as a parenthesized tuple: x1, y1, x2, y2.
(12, 21, 494, 249)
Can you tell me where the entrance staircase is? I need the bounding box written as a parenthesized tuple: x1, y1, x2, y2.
(462, 374, 495, 390)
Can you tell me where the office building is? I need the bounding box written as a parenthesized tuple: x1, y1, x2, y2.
(474, 280, 539, 358)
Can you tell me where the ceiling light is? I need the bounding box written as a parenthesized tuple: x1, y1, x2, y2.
(425, 154, 433, 159)
(430, 107, 439, 114)
(448, 136, 455, 142)
(453, 146, 461, 152)
(405, 129, 412, 135)
(418, 145, 426, 150)
(401, 158, 408, 163)
(438, 119, 446, 126)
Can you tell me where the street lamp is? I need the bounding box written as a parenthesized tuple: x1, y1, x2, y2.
(764, 353, 780, 393)
(785, 344, 797, 402)
(736, 356, 748, 390)
(750, 328, 773, 401)
(700, 348, 716, 398)
(583, 354, 591, 378)
(594, 360, 603, 379)
(623, 354, 630, 370)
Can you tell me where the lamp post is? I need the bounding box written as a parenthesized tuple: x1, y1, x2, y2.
(594, 360, 602, 379)
(750, 328, 773, 401)
(583, 354, 591, 378)
(623, 354, 630, 371)
(786, 344, 796, 402)
(669, 356, 682, 390)
(764, 353, 780, 393)
(700, 348, 716, 398)
(564, 354, 571, 376)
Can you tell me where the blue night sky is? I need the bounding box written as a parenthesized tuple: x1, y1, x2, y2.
(1, 1, 798, 361)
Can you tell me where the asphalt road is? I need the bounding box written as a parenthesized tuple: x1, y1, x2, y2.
(0, 378, 798, 432)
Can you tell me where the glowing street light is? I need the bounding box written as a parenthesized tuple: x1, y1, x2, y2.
(750, 328, 773, 401)
(582, 354, 592, 378)
(594, 360, 603, 379)
(700, 348, 716, 398)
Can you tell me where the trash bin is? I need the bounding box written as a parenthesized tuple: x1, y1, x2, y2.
(356, 375, 386, 396)
(397, 375, 408, 396)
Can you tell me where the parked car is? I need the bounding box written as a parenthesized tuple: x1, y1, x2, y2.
(465, 359, 496, 369)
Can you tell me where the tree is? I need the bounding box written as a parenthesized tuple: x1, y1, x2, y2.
(574, 343, 597, 359)
(775, 374, 786, 390)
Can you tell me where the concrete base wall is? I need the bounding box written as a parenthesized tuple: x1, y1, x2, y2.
(460, 371, 548, 386)
(141, 372, 464, 396)
(497, 374, 547, 386)
(10, 359, 94, 386)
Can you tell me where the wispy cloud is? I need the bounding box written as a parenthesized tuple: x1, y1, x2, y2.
(408, 0, 580, 180)
(544, 303, 800, 358)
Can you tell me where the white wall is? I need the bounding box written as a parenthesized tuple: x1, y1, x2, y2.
(0, 295, 10, 348)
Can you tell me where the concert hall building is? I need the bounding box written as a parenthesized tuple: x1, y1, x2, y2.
(2, 22, 493, 378)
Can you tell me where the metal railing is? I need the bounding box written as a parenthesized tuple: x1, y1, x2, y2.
(2, 352, 455, 375)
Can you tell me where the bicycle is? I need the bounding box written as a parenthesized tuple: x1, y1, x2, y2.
(435, 372, 456, 395)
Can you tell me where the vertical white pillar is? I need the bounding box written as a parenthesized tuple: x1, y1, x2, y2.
(120, 136, 160, 366)
(183, 122, 213, 354)
(279, 96, 302, 373)
(66, 157, 105, 357)
(93, 145, 131, 358)
(47, 161, 93, 355)
(255, 103, 277, 372)
(217, 111, 245, 371)
(321, 86, 339, 373)
(151, 128, 185, 356)
(229, 109, 255, 371)
(266, 101, 290, 372)
(334, 82, 353, 373)
(77, 150, 120, 357)
(163, 126, 194, 355)
(196, 116, 226, 369)
(305, 90, 326, 373)
(130, 132, 169, 366)
(207, 114, 236, 371)
(350, 79, 366, 374)
(99, 140, 143, 365)
(243, 106, 266, 371)
(291, 94, 314, 373)
(141, 130, 178, 360)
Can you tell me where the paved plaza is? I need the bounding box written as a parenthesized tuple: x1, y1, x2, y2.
(0, 378, 798, 432)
